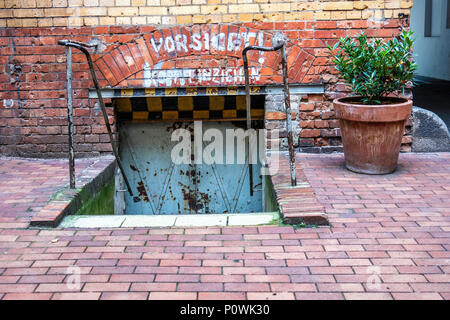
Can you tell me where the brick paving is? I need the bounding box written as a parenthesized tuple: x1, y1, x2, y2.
(0, 157, 102, 222)
(0, 153, 449, 300)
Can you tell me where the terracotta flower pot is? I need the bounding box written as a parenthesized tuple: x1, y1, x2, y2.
(333, 96, 412, 174)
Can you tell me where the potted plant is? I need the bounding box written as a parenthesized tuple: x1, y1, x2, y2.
(328, 30, 417, 174)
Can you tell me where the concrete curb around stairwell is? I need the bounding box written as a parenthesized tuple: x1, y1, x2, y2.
(268, 153, 329, 226)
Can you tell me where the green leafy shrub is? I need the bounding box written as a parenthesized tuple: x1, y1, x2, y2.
(328, 30, 417, 105)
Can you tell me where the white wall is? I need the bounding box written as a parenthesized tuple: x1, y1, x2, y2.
(411, 0, 450, 80)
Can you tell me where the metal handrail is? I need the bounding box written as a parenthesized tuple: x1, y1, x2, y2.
(58, 40, 140, 202)
(242, 42, 297, 191)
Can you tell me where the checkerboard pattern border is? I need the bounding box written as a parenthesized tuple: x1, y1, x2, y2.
(115, 93, 265, 121)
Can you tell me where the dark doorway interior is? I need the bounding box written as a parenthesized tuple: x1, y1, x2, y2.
(413, 76, 450, 129)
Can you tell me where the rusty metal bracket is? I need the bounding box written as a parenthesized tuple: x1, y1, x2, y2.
(242, 42, 297, 189)
(58, 39, 140, 202)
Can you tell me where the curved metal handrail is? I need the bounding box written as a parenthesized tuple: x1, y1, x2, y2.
(242, 42, 297, 192)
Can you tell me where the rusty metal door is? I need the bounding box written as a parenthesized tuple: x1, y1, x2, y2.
(120, 122, 262, 214)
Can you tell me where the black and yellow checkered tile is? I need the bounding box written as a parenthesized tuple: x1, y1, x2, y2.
(113, 86, 265, 98)
(115, 95, 265, 121)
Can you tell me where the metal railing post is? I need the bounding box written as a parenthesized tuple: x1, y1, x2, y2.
(66, 46, 75, 189)
(58, 40, 140, 202)
(280, 45, 297, 187)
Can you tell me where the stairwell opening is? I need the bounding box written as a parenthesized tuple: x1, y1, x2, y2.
(111, 88, 277, 216)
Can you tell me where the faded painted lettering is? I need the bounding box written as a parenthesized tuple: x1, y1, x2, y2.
(144, 66, 261, 87)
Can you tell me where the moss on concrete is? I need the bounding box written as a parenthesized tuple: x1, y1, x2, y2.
(76, 178, 115, 215)
(264, 174, 278, 212)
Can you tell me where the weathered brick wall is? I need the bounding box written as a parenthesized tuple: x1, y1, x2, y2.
(2, 1, 413, 27)
(0, 1, 413, 157)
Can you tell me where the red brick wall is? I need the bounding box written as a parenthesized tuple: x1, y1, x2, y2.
(0, 19, 410, 158)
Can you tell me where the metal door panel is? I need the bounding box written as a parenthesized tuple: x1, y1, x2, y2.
(120, 122, 191, 214)
(120, 121, 262, 214)
(195, 122, 262, 213)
